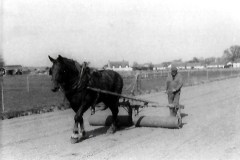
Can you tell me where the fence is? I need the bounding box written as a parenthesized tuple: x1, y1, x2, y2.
(1, 68, 240, 115)
(122, 68, 240, 95)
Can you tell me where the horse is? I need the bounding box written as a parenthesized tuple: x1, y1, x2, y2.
(48, 55, 123, 143)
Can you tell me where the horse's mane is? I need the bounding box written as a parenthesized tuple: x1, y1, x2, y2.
(57, 55, 100, 79)
(58, 56, 81, 74)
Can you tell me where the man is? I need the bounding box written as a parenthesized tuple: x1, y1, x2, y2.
(165, 65, 183, 106)
(0, 68, 5, 76)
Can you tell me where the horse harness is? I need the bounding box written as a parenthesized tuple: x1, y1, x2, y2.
(74, 61, 100, 114)
(70, 61, 88, 91)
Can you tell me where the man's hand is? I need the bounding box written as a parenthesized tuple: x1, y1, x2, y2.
(165, 89, 176, 94)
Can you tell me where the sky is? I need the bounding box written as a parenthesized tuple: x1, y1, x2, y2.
(2, 0, 240, 67)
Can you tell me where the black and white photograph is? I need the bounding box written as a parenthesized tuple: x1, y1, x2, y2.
(1, 0, 240, 159)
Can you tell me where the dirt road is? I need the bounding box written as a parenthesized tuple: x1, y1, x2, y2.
(1, 77, 240, 160)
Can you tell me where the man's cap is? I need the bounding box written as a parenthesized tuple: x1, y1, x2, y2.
(171, 65, 178, 71)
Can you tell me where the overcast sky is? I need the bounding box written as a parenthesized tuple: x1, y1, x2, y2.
(2, 0, 240, 67)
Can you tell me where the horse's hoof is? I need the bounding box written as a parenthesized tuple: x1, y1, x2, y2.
(70, 137, 79, 144)
(91, 109, 95, 115)
(107, 127, 116, 134)
(70, 133, 80, 144)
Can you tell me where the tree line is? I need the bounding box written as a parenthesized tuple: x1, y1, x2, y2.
(167, 45, 240, 66)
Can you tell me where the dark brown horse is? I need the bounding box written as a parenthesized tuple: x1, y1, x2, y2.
(48, 55, 123, 143)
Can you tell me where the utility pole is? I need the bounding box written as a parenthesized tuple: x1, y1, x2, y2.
(0, 0, 4, 112)
(0, 0, 3, 57)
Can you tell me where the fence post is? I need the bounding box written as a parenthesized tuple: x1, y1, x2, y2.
(206, 69, 209, 81)
(27, 75, 29, 92)
(187, 70, 190, 83)
(1, 80, 4, 112)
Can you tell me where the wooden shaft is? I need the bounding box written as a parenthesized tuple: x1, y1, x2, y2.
(87, 87, 160, 105)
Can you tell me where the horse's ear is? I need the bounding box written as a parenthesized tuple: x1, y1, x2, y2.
(48, 56, 56, 63)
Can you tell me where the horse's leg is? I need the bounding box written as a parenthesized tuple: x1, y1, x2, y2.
(91, 92, 100, 115)
(107, 98, 119, 134)
(71, 104, 89, 142)
(71, 121, 79, 139)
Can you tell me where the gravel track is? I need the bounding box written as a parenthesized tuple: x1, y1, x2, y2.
(1, 77, 240, 160)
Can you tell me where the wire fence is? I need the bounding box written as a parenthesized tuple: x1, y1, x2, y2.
(122, 68, 240, 95)
(1, 68, 240, 115)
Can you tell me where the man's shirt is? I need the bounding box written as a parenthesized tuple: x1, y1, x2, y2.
(166, 73, 183, 93)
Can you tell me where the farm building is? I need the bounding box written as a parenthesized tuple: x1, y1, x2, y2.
(142, 63, 154, 70)
(206, 62, 224, 69)
(3, 65, 23, 75)
(223, 62, 233, 68)
(186, 63, 205, 70)
(132, 63, 154, 71)
(153, 64, 166, 70)
(233, 59, 240, 68)
(168, 62, 186, 70)
(106, 60, 132, 71)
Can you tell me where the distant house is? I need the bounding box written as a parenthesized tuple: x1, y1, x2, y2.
(142, 63, 154, 70)
(106, 60, 132, 71)
(233, 59, 240, 68)
(30, 67, 50, 75)
(186, 63, 205, 70)
(153, 64, 166, 70)
(168, 62, 186, 70)
(132, 63, 153, 71)
(206, 62, 224, 69)
(224, 62, 233, 68)
(3, 65, 23, 75)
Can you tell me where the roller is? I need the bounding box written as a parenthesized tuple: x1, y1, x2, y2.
(88, 114, 133, 126)
(133, 115, 181, 129)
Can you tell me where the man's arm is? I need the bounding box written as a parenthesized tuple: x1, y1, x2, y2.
(165, 75, 170, 91)
(174, 74, 183, 92)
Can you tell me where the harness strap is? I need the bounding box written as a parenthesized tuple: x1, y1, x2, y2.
(71, 61, 87, 91)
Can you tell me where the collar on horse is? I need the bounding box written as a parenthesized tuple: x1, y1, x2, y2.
(71, 61, 88, 91)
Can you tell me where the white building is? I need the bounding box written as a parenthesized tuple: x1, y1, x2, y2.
(206, 62, 225, 69)
(233, 60, 240, 68)
(153, 64, 166, 70)
(106, 60, 133, 71)
(186, 63, 205, 69)
(168, 63, 186, 70)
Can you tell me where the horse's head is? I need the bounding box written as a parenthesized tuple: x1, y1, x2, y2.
(48, 55, 79, 92)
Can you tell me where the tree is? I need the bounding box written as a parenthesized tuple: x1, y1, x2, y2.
(222, 45, 240, 62)
(187, 57, 200, 63)
(204, 57, 216, 65)
(172, 59, 182, 63)
(162, 62, 171, 68)
(132, 62, 139, 68)
(132, 62, 141, 70)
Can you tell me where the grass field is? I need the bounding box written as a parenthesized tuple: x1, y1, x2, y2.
(1, 75, 63, 113)
(1, 68, 240, 115)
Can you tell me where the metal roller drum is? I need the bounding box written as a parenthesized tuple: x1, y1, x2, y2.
(88, 114, 133, 126)
(133, 115, 181, 129)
